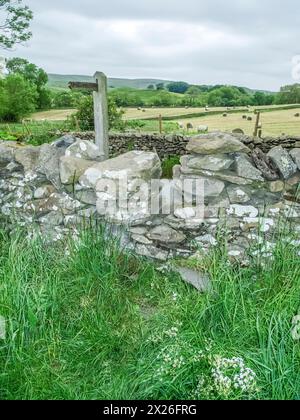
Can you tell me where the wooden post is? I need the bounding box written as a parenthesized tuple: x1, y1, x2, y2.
(93, 72, 109, 160)
(253, 111, 261, 137)
(158, 114, 163, 134)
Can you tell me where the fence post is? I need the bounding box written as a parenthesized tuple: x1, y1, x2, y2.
(158, 114, 163, 134)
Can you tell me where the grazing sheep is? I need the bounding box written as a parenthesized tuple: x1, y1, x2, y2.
(142, 109, 146, 112)
(197, 125, 208, 133)
(223, 113, 228, 117)
(186, 122, 194, 130)
(178, 122, 184, 129)
(205, 106, 209, 111)
(295, 113, 300, 117)
(247, 116, 253, 121)
(137, 107, 142, 111)
(242, 115, 247, 119)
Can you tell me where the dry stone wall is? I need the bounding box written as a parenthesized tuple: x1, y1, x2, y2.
(74, 131, 300, 159)
(0, 132, 300, 266)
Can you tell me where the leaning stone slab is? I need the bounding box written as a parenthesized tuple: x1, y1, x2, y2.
(290, 148, 300, 170)
(267, 146, 297, 180)
(174, 266, 211, 293)
(60, 156, 95, 185)
(80, 151, 162, 188)
(37, 143, 65, 189)
(235, 154, 264, 181)
(186, 132, 250, 155)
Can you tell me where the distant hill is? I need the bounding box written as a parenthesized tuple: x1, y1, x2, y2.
(47, 74, 173, 91)
(47, 73, 274, 94)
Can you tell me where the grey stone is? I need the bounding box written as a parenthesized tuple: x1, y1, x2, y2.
(60, 156, 95, 185)
(182, 154, 234, 171)
(227, 186, 251, 204)
(147, 224, 186, 245)
(52, 134, 76, 149)
(174, 176, 225, 201)
(180, 167, 253, 186)
(75, 189, 97, 205)
(80, 151, 162, 189)
(251, 148, 279, 181)
(0, 143, 16, 163)
(174, 266, 211, 292)
(290, 148, 300, 169)
(195, 234, 217, 247)
(187, 132, 250, 155)
(135, 244, 169, 261)
(37, 144, 65, 189)
(39, 211, 64, 226)
(34, 185, 56, 199)
(267, 146, 297, 180)
(65, 139, 101, 161)
(15, 146, 40, 173)
(235, 154, 264, 181)
(131, 234, 153, 245)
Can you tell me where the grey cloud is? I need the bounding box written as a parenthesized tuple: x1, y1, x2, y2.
(3, 0, 300, 90)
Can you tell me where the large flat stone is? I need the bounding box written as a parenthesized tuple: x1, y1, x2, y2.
(182, 154, 234, 171)
(267, 146, 297, 180)
(186, 132, 250, 155)
(80, 151, 162, 188)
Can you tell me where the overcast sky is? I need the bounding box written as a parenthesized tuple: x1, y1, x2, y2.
(3, 0, 300, 90)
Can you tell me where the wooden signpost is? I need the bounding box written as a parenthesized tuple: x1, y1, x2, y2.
(69, 72, 109, 161)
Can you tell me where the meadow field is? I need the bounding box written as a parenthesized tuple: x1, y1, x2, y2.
(0, 226, 300, 400)
(2, 104, 300, 139)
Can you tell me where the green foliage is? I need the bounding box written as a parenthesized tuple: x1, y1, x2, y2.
(52, 90, 83, 109)
(0, 0, 33, 49)
(0, 225, 299, 400)
(275, 84, 300, 105)
(0, 74, 37, 122)
(161, 155, 180, 178)
(0, 131, 17, 140)
(74, 95, 124, 131)
(167, 81, 190, 94)
(6, 57, 51, 109)
(156, 82, 165, 91)
(125, 119, 146, 129)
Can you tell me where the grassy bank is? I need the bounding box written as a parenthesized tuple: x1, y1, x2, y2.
(0, 226, 299, 400)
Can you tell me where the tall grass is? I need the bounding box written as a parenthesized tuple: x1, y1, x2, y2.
(0, 225, 299, 400)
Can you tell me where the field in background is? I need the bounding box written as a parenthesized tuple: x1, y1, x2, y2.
(31, 109, 75, 121)
(2, 105, 300, 139)
(167, 108, 300, 137)
(124, 104, 299, 121)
